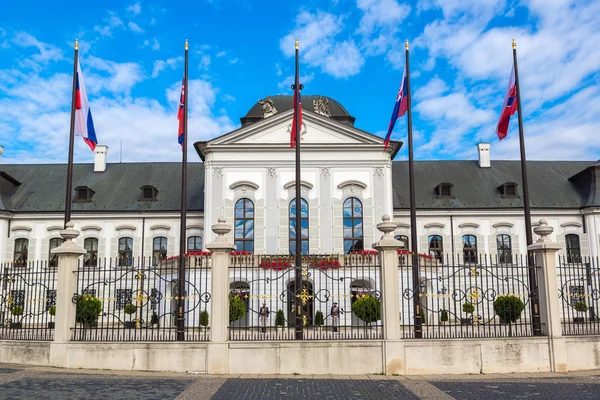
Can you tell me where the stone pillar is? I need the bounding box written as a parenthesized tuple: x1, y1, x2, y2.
(373, 215, 403, 374)
(527, 218, 566, 372)
(49, 222, 86, 367)
(206, 216, 235, 374)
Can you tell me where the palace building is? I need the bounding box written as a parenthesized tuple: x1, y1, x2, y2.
(0, 94, 598, 265)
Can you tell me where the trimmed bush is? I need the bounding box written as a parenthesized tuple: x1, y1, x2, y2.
(199, 310, 209, 327)
(48, 306, 56, 316)
(11, 305, 24, 316)
(275, 309, 285, 326)
(75, 294, 102, 327)
(124, 304, 137, 315)
(440, 309, 449, 322)
(352, 295, 381, 324)
(315, 310, 324, 326)
(493, 295, 525, 324)
(229, 294, 246, 322)
(574, 301, 588, 313)
(462, 302, 475, 314)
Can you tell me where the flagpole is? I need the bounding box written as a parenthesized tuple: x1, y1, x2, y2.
(177, 39, 189, 342)
(405, 40, 423, 339)
(293, 38, 303, 340)
(512, 39, 541, 335)
(64, 39, 78, 228)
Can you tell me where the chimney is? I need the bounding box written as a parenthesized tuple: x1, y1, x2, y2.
(94, 145, 108, 173)
(477, 142, 491, 168)
(0, 145, 4, 164)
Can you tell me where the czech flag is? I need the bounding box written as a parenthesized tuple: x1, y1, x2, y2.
(290, 84, 302, 148)
(384, 65, 408, 149)
(74, 61, 98, 151)
(496, 67, 518, 141)
(177, 79, 185, 146)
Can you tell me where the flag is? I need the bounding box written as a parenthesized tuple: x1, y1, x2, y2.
(290, 85, 302, 148)
(384, 66, 408, 149)
(496, 66, 518, 141)
(177, 78, 185, 146)
(74, 61, 98, 151)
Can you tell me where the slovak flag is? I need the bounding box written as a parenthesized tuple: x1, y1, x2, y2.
(384, 65, 408, 149)
(74, 61, 98, 151)
(496, 67, 518, 141)
(177, 79, 185, 146)
(290, 84, 302, 148)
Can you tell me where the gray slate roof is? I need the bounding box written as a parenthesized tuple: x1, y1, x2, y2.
(0, 163, 205, 213)
(392, 160, 597, 210)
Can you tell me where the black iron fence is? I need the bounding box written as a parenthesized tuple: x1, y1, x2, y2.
(399, 253, 541, 338)
(558, 255, 600, 335)
(0, 261, 57, 340)
(228, 252, 382, 341)
(72, 255, 211, 341)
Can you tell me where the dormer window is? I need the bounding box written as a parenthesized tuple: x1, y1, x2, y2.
(498, 182, 519, 198)
(140, 185, 158, 201)
(74, 186, 94, 202)
(435, 182, 453, 198)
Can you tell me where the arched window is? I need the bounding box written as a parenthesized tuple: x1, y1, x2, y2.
(234, 198, 254, 253)
(187, 236, 203, 251)
(118, 237, 133, 267)
(566, 234, 581, 263)
(428, 235, 443, 262)
(14, 238, 28, 265)
(343, 197, 363, 254)
(153, 237, 168, 266)
(462, 235, 477, 264)
(289, 198, 309, 255)
(496, 234, 512, 264)
(48, 238, 64, 268)
(395, 235, 409, 251)
(84, 238, 98, 267)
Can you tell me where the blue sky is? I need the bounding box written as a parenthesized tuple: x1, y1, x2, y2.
(0, 0, 598, 164)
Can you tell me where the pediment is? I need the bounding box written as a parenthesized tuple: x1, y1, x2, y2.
(205, 110, 388, 147)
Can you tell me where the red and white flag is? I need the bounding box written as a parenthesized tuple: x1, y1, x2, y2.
(496, 67, 518, 141)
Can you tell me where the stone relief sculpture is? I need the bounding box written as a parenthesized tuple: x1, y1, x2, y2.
(258, 95, 277, 118)
(313, 96, 331, 117)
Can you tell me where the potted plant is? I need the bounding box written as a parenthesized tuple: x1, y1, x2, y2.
(352, 295, 381, 328)
(229, 294, 246, 323)
(574, 301, 588, 324)
(75, 294, 102, 328)
(493, 295, 525, 324)
(150, 312, 159, 328)
(275, 309, 285, 334)
(199, 310, 209, 332)
(48, 305, 56, 329)
(315, 310, 324, 331)
(440, 309, 449, 325)
(123, 304, 137, 329)
(462, 302, 475, 326)
(10, 305, 24, 329)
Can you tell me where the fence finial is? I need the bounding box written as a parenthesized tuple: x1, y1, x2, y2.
(533, 218, 553, 242)
(60, 221, 80, 243)
(211, 216, 231, 238)
(376, 215, 396, 239)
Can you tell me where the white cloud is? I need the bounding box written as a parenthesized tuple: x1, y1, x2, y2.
(275, 63, 282, 76)
(356, 0, 410, 34)
(222, 94, 236, 102)
(277, 73, 315, 91)
(152, 57, 183, 78)
(416, 76, 448, 99)
(94, 11, 124, 37)
(199, 55, 211, 70)
(12, 32, 63, 66)
(84, 56, 145, 94)
(152, 38, 160, 51)
(127, 2, 142, 15)
(216, 51, 226, 57)
(128, 21, 144, 33)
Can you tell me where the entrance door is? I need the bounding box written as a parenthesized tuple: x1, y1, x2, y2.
(287, 281, 313, 327)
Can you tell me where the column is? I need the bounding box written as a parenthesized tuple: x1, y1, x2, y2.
(49, 222, 86, 367)
(206, 216, 235, 374)
(527, 218, 566, 372)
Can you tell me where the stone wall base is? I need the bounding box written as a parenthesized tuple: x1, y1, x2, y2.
(2, 337, 600, 375)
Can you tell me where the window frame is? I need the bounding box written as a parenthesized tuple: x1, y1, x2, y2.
(428, 235, 443, 263)
(435, 183, 454, 199)
(289, 198, 309, 255)
(13, 238, 28, 265)
(187, 236, 203, 252)
(140, 185, 158, 201)
(343, 197, 364, 254)
(118, 237, 133, 267)
(566, 234, 581, 263)
(74, 186, 94, 202)
(48, 237, 63, 269)
(496, 234, 512, 264)
(394, 235, 410, 251)
(234, 198, 255, 253)
(152, 236, 168, 266)
(462, 234, 478, 264)
(84, 237, 99, 267)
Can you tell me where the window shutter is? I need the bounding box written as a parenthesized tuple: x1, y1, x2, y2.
(476, 234, 485, 262)
(453, 235, 462, 259)
(99, 237, 106, 259)
(133, 237, 141, 259)
(29, 240, 36, 263)
(143, 237, 151, 258)
(557, 233, 566, 256)
(5, 240, 14, 263)
(420, 236, 429, 256)
(581, 233, 590, 257)
(332, 198, 343, 253)
(41, 240, 50, 262)
(309, 198, 319, 253)
(363, 198, 374, 250)
(255, 198, 265, 253)
(167, 237, 175, 258)
(110, 237, 118, 259)
(511, 234, 520, 257)
(488, 235, 498, 256)
(278, 199, 288, 253)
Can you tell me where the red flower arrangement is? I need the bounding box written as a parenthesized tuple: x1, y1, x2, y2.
(166, 251, 211, 261)
(308, 258, 341, 268)
(397, 250, 433, 259)
(230, 251, 253, 256)
(357, 250, 379, 256)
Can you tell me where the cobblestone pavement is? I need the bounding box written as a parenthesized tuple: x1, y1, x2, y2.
(0, 364, 599, 400)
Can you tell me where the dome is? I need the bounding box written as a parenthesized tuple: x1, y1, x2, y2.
(240, 95, 355, 127)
